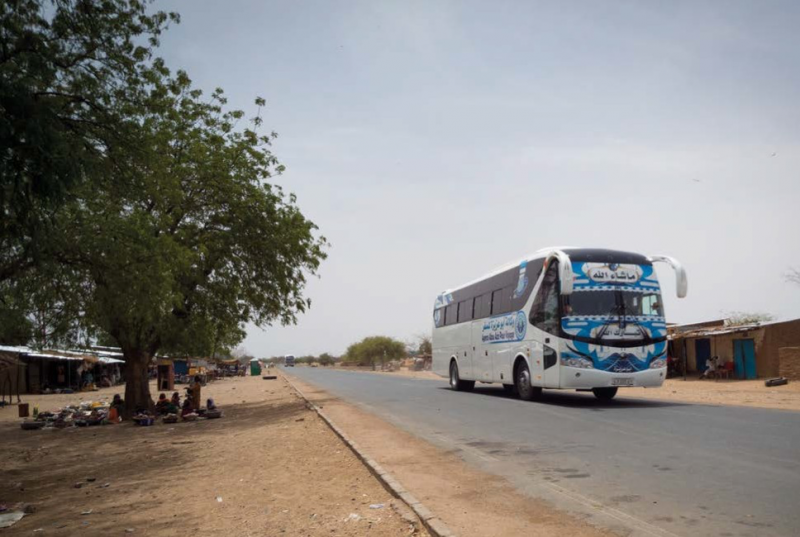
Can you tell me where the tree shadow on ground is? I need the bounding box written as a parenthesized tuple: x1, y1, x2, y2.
(0, 393, 309, 536)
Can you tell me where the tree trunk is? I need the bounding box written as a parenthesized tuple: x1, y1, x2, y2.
(122, 350, 153, 418)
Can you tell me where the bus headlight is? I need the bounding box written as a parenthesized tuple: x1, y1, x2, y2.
(561, 356, 594, 369)
(649, 358, 667, 369)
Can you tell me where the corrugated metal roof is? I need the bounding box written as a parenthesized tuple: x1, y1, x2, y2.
(669, 323, 762, 339)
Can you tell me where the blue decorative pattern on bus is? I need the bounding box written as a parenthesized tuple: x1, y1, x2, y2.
(563, 261, 666, 370)
(482, 311, 526, 344)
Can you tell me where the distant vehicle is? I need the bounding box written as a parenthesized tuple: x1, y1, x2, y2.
(432, 248, 687, 401)
(284, 355, 296, 367)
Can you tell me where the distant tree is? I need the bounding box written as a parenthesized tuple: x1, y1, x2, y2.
(787, 268, 800, 286)
(726, 312, 775, 326)
(231, 346, 253, 363)
(417, 335, 432, 356)
(318, 353, 334, 366)
(344, 336, 406, 370)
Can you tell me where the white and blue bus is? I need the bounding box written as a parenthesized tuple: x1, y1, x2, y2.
(432, 248, 687, 400)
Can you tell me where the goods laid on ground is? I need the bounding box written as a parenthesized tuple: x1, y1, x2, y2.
(18, 400, 223, 430)
(19, 400, 113, 430)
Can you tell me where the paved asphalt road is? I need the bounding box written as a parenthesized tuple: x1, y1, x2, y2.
(286, 368, 800, 537)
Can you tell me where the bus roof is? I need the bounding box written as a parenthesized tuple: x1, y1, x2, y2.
(440, 248, 652, 296)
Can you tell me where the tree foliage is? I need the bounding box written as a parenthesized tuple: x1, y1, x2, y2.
(725, 311, 775, 327)
(0, 0, 178, 282)
(417, 335, 432, 356)
(344, 336, 406, 369)
(318, 352, 334, 366)
(787, 268, 800, 286)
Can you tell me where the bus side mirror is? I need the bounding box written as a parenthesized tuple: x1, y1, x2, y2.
(650, 255, 688, 298)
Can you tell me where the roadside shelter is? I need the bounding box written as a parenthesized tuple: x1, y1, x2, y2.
(668, 317, 800, 379)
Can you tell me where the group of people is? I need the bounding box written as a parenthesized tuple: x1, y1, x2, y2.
(153, 375, 217, 418)
(106, 374, 220, 422)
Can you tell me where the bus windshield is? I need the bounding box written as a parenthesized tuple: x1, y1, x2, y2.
(564, 290, 663, 317)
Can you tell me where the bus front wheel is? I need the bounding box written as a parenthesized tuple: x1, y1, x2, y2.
(592, 387, 618, 400)
(450, 361, 474, 392)
(515, 362, 542, 401)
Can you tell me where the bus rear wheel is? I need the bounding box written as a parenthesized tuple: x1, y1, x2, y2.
(450, 361, 474, 392)
(515, 362, 542, 401)
(592, 387, 618, 400)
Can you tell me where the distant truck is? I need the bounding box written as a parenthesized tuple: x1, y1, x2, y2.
(284, 354, 296, 367)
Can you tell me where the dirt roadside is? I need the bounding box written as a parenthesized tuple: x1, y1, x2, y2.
(0, 376, 426, 536)
(328, 366, 800, 412)
(284, 373, 616, 537)
(617, 377, 800, 411)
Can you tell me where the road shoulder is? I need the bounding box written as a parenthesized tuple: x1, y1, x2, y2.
(285, 372, 617, 537)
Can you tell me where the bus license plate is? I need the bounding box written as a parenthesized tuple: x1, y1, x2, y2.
(612, 378, 634, 387)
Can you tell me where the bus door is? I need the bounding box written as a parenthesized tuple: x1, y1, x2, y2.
(542, 341, 560, 388)
(472, 320, 491, 381)
(531, 260, 562, 388)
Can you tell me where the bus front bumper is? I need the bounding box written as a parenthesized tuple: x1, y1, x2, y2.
(559, 367, 666, 389)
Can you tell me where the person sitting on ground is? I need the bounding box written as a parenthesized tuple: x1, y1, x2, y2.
(206, 398, 217, 411)
(155, 393, 171, 414)
(171, 391, 181, 408)
(108, 394, 125, 422)
(181, 398, 198, 420)
(110, 394, 124, 412)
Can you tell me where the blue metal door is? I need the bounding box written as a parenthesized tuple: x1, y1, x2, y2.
(734, 339, 757, 380)
(695, 339, 711, 374)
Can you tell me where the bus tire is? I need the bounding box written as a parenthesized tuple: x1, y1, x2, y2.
(450, 361, 474, 392)
(515, 361, 542, 401)
(592, 387, 618, 400)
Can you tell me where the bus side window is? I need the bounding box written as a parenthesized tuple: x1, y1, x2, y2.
(480, 293, 491, 318)
(502, 285, 513, 313)
(434, 308, 445, 327)
(458, 300, 472, 323)
(531, 263, 560, 334)
(491, 289, 502, 315)
(445, 304, 456, 326)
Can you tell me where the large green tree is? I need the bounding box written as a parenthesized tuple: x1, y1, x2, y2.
(51, 81, 326, 414)
(4, 1, 327, 415)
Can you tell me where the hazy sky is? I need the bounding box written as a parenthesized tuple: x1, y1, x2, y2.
(159, 1, 800, 357)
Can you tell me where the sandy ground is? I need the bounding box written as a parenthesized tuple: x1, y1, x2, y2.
(617, 377, 800, 411)
(286, 373, 616, 537)
(0, 375, 426, 536)
(330, 366, 800, 412)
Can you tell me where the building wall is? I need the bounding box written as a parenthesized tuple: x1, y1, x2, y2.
(779, 347, 800, 380)
(680, 329, 766, 373)
(0, 354, 26, 400)
(676, 319, 800, 377)
(761, 319, 800, 378)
